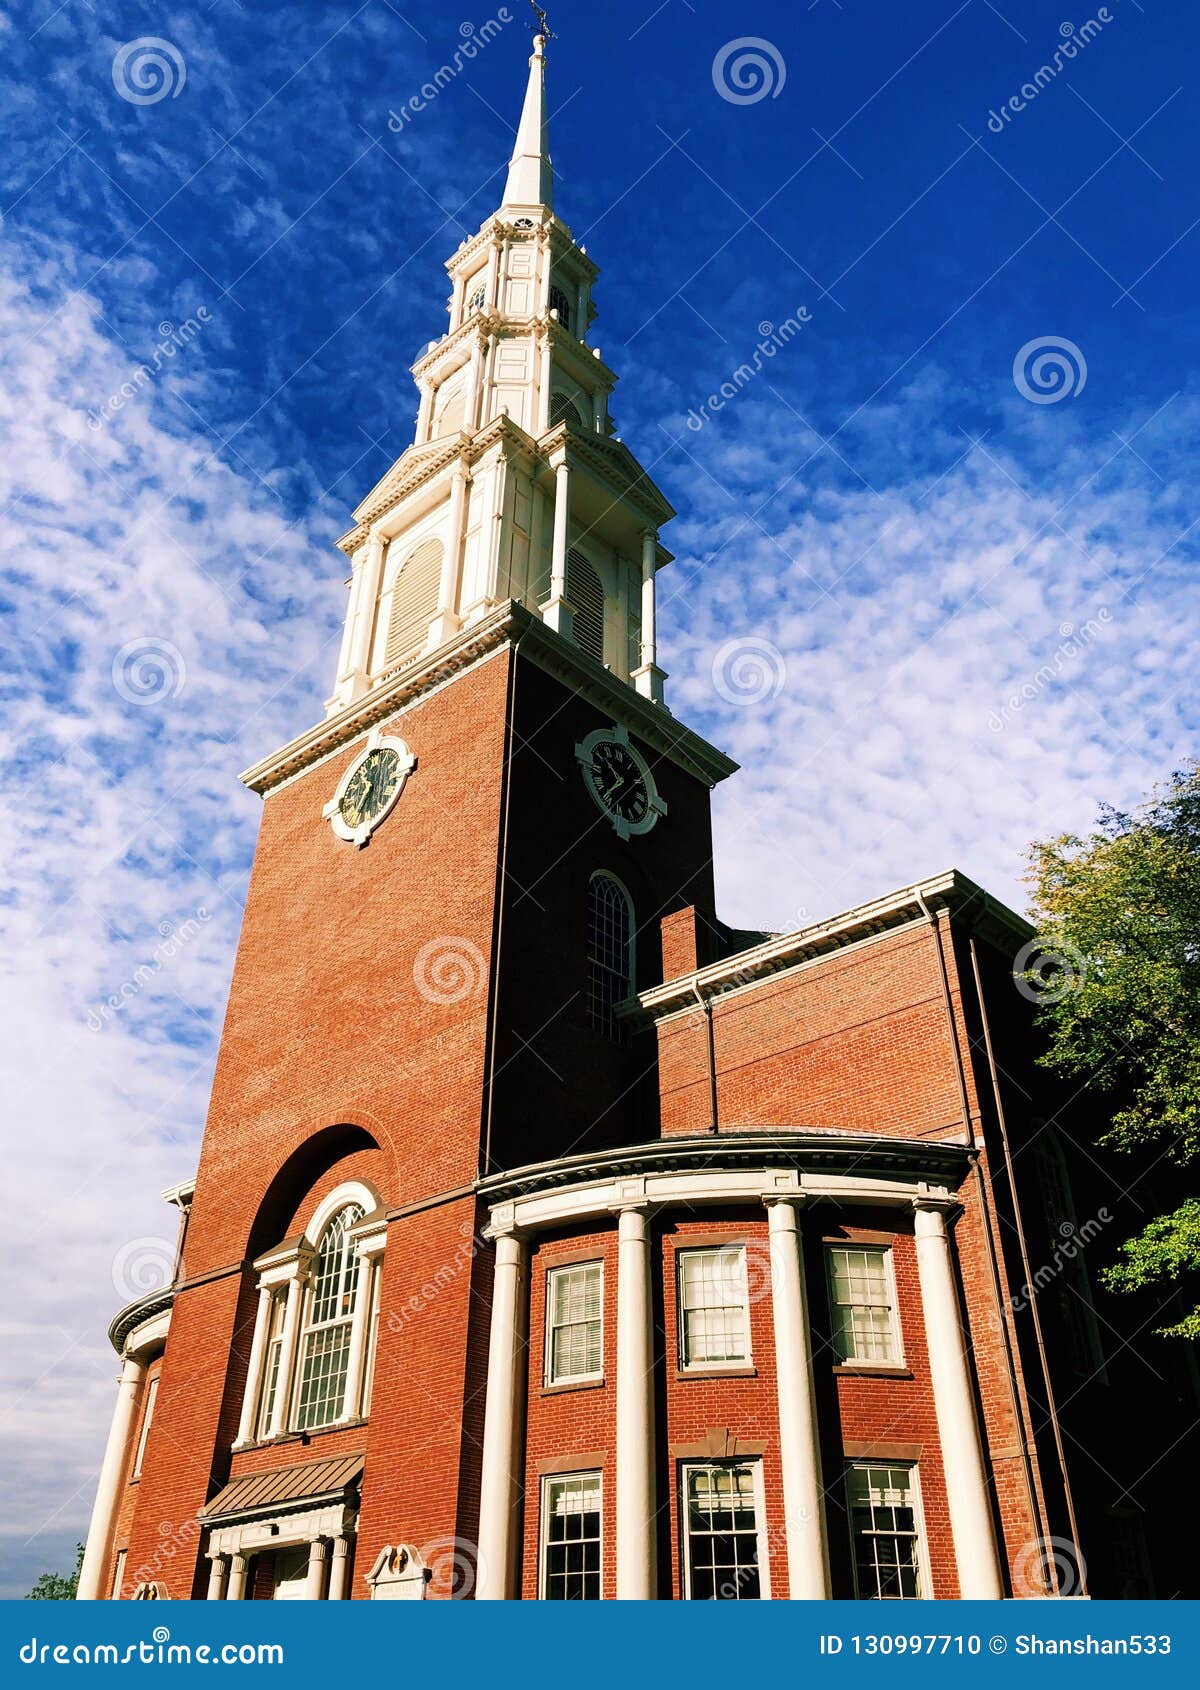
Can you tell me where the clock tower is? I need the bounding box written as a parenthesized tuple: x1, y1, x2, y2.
(85, 29, 736, 1602)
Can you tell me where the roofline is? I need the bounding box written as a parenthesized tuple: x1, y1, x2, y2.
(108, 1285, 174, 1355)
(240, 600, 737, 797)
(477, 1129, 974, 1206)
(623, 869, 1033, 1025)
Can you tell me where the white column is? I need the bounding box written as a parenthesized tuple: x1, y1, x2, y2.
(268, 1272, 306, 1439)
(205, 1555, 229, 1601)
(484, 239, 501, 310)
(476, 1230, 528, 1599)
(466, 336, 485, 434)
(346, 531, 386, 697)
(913, 1200, 1005, 1599)
(226, 1552, 249, 1601)
(416, 378, 434, 444)
(338, 1257, 374, 1423)
(540, 457, 573, 637)
(77, 1356, 146, 1599)
(616, 1205, 657, 1600)
(427, 465, 468, 649)
(235, 1285, 273, 1447)
(327, 1536, 351, 1602)
(766, 1198, 831, 1598)
(632, 530, 665, 703)
(304, 1538, 329, 1600)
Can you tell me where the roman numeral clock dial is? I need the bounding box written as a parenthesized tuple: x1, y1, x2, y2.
(323, 731, 417, 846)
(575, 724, 667, 841)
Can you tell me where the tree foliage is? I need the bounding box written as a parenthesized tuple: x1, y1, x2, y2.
(27, 1544, 84, 1600)
(1026, 763, 1200, 1336)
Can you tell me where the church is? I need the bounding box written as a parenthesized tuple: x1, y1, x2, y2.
(77, 31, 1168, 1602)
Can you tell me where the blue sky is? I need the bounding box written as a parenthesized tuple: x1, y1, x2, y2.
(1, 0, 1198, 1593)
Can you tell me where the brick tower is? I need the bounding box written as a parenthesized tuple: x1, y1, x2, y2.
(79, 32, 1180, 1604)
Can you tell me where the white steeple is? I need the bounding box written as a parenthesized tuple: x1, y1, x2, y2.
(501, 33, 553, 215)
(326, 27, 675, 718)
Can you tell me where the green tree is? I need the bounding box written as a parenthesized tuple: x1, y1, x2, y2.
(1026, 763, 1200, 1338)
(27, 1543, 84, 1600)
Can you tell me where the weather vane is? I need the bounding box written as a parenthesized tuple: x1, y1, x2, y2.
(529, 2, 553, 39)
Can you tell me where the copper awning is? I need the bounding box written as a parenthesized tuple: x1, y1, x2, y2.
(200, 1452, 365, 1521)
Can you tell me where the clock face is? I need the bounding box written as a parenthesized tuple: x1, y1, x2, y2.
(339, 748, 401, 829)
(324, 734, 416, 846)
(576, 727, 667, 839)
(589, 739, 650, 826)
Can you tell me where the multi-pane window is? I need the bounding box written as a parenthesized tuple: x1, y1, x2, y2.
(131, 1375, 159, 1478)
(678, 1246, 750, 1368)
(295, 1205, 364, 1431)
(546, 1262, 603, 1384)
(540, 1473, 602, 1600)
(847, 1464, 926, 1600)
(682, 1463, 764, 1599)
(827, 1245, 901, 1364)
(256, 1288, 288, 1440)
(586, 873, 633, 1037)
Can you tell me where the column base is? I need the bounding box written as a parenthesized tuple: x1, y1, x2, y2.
(425, 610, 463, 651)
(631, 662, 667, 703)
(539, 595, 576, 641)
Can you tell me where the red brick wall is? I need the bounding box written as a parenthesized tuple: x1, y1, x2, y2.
(509, 1203, 1029, 1600)
(657, 920, 978, 1141)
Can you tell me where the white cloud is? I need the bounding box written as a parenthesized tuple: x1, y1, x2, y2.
(0, 237, 341, 1591)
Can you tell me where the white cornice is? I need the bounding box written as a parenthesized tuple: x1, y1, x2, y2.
(621, 871, 1034, 1027)
(239, 600, 737, 798)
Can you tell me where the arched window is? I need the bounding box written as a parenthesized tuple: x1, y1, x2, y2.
(548, 284, 572, 333)
(567, 547, 605, 664)
(587, 873, 634, 1036)
(295, 1204, 364, 1430)
(432, 371, 467, 437)
(236, 1180, 385, 1452)
(384, 537, 444, 670)
(550, 390, 584, 429)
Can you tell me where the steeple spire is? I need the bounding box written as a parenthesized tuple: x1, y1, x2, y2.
(501, 32, 553, 214)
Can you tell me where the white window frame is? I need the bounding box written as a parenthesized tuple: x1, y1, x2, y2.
(680, 1459, 770, 1600)
(131, 1374, 159, 1479)
(544, 1260, 604, 1387)
(846, 1461, 932, 1601)
(538, 1470, 603, 1601)
(238, 1180, 384, 1446)
(677, 1245, 752, 1371)
(111, 1548, 127, 1601)
(826, 1244, 904, 1367)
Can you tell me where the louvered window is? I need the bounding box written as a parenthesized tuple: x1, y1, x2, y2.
(384, 538, 444, 669)
(567, 547, 604, 663)
(550, 391, 584, 428)
(432, 374, 467, 436)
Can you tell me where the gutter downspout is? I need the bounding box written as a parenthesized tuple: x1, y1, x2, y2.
(691, 979, 719, 1135)
(968, 933, 1087, 1595)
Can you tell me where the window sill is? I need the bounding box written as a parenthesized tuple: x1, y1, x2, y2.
(832, 1363, 913, 1380)
(540, 1377, 606, 1397)
(232, 1416, 369, 1455)
(675, 1366, 758, 1381)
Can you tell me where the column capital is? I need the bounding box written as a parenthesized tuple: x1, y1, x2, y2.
(912, 1191, 957, 1222)
(763, 1190, 807, 1213)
